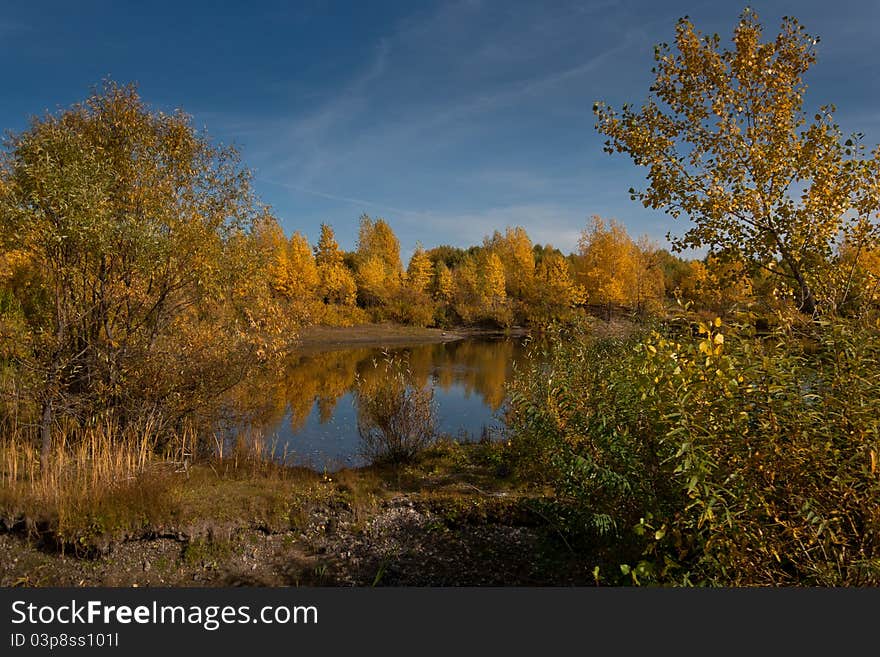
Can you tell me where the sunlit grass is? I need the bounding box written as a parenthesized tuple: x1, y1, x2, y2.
(0, 421, 322, 551)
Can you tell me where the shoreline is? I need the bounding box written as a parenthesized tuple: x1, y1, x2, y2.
(0, 443, 586, 587)
(295, 322, 530, 352)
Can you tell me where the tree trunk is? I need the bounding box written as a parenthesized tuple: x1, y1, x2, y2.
(40, 399, 52, 473)
(781, 251, 817, 316)
(799, 281, 817, 315)
(793, 273, 817, 315)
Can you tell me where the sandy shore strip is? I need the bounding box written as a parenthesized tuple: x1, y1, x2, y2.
(295, 323, 529, 351)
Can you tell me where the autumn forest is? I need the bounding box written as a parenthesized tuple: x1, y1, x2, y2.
(1, 9, 880, 587)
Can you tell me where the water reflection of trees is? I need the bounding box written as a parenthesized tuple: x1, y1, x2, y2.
(231, 339, 523, 434)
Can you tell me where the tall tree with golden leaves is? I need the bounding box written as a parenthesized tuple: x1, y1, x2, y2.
(355, 215, 402, 306)
(575, 216, 640, 316)
(484, 226, 535, 299)
(633, 235, 666, 314)
(594, 9, 880, 314)
(434, 260, 454, 303)
(313, 223, 356, 306)
(314, 223, 343, 268)
(679, 255, 753, 313)
(406, 243, 433, 295)
(256, 218, 318, 301)
(530, 251, 586, 324)
(480, 251, 507, 311)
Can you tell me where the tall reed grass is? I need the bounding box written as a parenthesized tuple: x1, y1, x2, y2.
(0, 417, 294, 550)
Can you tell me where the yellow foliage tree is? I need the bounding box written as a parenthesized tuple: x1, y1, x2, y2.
(314, 222, 342, 268)
(406, 243, 433, 295)
(575, 216, 640, 315)
(679, 256, 753, 313)
(829, 238, 880, 312)
(633, 236, 666, 314)
(355, 215, 402, 307)
(256, 217, 318, 302)
(452, 256, 480, 323)
(530, 252, 587, 324)
(0, 81, 292, 464)
(484, 226, 535, 299)
(480, 250, 507, 311)
(594, 9, 880, 314)
(861, 249, 880, 305)
(0, 249, 30, 286)
(356, 254, 389, 306)
(451, 251, 510, 326)
(314, 223, 357, 307)
(434, 260, 454, 303)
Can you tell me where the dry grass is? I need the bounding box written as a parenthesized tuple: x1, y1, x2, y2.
(0, 421, 321, 552)
(0, 418, 183, 548)
(0, 415, 524, 560)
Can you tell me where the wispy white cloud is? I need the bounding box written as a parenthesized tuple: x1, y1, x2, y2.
(265, 38, 635, 199)
(257, 176, 428, 219)
(395, 203, 587, 252)
(236, 1, 651, 251)
(226, 0, 638, 182)
(462, 169, 556, 194)
(269, 40, 391, 182)
(261, 174, 588, 252)
(287, 40, 390, 141)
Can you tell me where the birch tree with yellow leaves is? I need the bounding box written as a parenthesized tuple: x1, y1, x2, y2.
(406, 243, 433, 295)
(354, 215, 403, 308)
(529, 251, 586, 324)
(594, 9, 880, 315)
(484, 227, 535, 299)
(255, 217, 319, 305)
(314, 223, 357, 307)
(575, 216, 641, 317)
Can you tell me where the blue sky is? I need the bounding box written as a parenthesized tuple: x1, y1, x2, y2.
(3, 1, 879, 258)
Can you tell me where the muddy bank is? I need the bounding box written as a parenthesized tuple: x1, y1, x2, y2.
(0, 493, 594, 587)
(0, 442, 598, 587)
(296, 323, 529, 352)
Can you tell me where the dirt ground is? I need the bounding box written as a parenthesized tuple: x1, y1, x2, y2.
(296, 322, 529, 352)
(0, 491, 595, 587)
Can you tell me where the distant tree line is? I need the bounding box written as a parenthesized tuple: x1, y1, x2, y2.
(254, 211, 818, 329)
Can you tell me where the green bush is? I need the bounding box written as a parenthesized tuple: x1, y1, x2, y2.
(507, 316, 880, 585)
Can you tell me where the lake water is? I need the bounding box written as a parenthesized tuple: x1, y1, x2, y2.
(239, 337, 531, 470)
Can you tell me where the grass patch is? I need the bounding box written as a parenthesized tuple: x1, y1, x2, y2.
(0, 423, 328, 553)
(0, 414, 539, 569)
